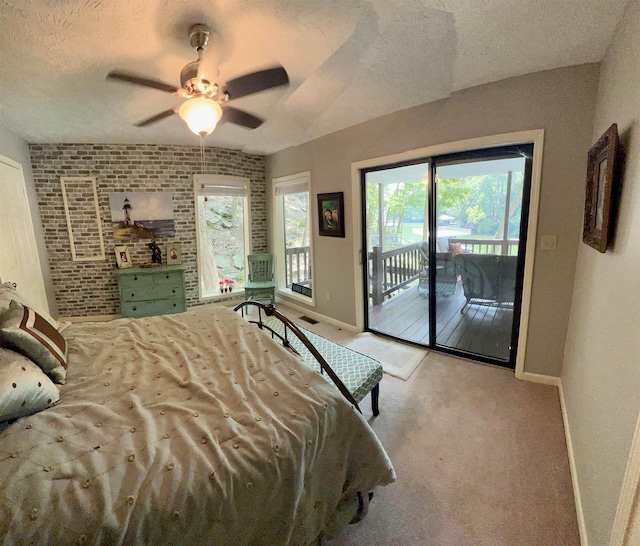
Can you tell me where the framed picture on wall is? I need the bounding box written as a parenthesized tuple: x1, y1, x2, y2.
(109, 192, 175, 241)
(317, 192, 345, 238)
(583, 123, 620, 253)
(114, 245, 132, 268)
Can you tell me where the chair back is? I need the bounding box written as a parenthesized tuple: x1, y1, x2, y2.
(247, 253, 274, 283)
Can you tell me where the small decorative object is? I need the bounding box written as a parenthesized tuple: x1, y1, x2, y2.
(317, 192, 345, 237)
(166, 242, 182, 265)
(225, 279, 234, 292)
(148, 241, 162, 264)
(114, 245, 132, 269)
(218, 281, 224, 294)
(583, 123, 620, 253)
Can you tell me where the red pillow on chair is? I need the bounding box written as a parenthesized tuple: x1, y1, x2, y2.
(448, 242, 463, 257)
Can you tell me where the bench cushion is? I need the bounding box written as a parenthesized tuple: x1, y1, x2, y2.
(263, 319, 383, 404)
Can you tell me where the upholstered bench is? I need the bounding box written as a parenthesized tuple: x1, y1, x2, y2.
(263, 318, 383, 416)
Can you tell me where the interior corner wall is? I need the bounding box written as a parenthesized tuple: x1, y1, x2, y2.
(561, 0, 640, 542)
(0, 123, 57, 317)
(266, 63, 599, 378)
(29, 144, 266, 318)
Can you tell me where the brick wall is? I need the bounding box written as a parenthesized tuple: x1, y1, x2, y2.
(29, 143, 266, 318)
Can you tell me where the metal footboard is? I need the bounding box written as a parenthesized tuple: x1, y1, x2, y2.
(234, 301, 361, 413)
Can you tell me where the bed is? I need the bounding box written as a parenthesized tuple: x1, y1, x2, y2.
(0, 284, 395, 545)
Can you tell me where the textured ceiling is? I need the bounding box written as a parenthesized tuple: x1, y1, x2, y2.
(0, 0, 629, 155)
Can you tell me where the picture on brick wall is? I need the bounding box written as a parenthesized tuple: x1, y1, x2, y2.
(109, 192, 175, 240)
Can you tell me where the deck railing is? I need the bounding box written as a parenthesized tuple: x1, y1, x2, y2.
(285, 246, 312, 288)
(449, 238, 519, 256)
(368, 243, 424, 305)
(368, 238, 519, 305)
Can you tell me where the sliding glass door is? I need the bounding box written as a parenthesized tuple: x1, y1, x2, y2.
(362, 145, 533, 368)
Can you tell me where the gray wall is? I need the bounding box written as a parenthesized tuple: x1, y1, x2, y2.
(0, 123, 57, 316)
(562, 0, 640, 542)
(29, 144, 266, 318)
(267, 64, 599, 378)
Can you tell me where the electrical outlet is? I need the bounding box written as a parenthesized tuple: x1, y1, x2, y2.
(540, 234, 557, 251)
(325, 292, 331, 301)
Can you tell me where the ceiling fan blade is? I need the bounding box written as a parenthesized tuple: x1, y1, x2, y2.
(221, 107, 264, 129)
(107, 70, 181, 94)
(134, 107, 179, 127)
(221, 66, 289, 100)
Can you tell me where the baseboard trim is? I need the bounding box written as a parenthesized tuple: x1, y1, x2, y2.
(276, 300, 359, 333)
(558, 380, 589, 546)
(518, 371, 561, 386)
(59, 314, 120, 323)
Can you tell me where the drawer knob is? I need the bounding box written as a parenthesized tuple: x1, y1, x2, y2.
(133, 307, 137, 311)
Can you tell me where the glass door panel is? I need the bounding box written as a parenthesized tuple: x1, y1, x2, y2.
(363, 162, 430, 344)
(434, 154, 529, 363)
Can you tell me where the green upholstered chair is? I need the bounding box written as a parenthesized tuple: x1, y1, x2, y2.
(244, 253, 276, 304)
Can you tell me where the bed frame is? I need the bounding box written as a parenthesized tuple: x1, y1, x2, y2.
(235, 301, 381, 415)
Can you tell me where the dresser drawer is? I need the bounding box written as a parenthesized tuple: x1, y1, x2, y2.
(122, 298, 186, 318)
(121, 283, 182, 302)
(153, 271, 183, 286)
(118, 271, 153, 288)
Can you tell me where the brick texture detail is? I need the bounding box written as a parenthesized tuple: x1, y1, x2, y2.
(29, 144, 266, 318)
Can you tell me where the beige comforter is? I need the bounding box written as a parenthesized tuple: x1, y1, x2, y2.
(0, 305, 395, 545)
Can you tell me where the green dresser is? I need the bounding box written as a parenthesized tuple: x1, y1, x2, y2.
(115, 265, 187, 318)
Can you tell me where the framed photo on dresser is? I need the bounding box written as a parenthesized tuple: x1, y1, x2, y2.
(114, 245, 132, 268)
(166, 242, 182, 265)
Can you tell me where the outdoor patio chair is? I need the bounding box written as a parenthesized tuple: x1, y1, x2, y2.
(418, 241, 458, 296)
(244, 253, 276, 305)
(454, 253, 517, 314)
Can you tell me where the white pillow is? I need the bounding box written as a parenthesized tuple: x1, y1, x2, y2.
(0, 348, 60, 423)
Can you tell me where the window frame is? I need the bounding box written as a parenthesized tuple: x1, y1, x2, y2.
(272, 171, 315, 305)
(193, 174, 251, 302)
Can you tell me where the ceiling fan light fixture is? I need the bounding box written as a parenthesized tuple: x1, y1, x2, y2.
(179, 97, 222, 136)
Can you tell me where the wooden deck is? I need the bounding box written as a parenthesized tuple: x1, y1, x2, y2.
(367, 280, 514, 362)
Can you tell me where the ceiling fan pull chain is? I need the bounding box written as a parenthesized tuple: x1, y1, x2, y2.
(200, 134, 206, 173)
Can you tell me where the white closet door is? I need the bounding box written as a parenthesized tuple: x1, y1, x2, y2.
(0, 156, 49, 314)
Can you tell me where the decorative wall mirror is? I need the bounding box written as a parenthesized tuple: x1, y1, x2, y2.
(60, 177, 106, 261)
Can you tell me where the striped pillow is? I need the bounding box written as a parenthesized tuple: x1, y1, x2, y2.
(0, 300, 68, 384)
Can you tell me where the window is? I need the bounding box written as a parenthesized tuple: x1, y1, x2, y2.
(194, 175, 251, 299)
(273, 172, 313, 301)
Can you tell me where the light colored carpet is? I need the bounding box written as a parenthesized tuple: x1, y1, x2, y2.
(345, 332, 426, 380)
(328, 351, 580, 545)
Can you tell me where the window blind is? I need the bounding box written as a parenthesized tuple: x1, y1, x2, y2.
(274, 176, 309, 196)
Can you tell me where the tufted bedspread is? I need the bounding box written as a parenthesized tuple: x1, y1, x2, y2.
(0, 305, 395, 545)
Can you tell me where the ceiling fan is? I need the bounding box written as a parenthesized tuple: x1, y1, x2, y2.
(106, 24, 289, 136)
